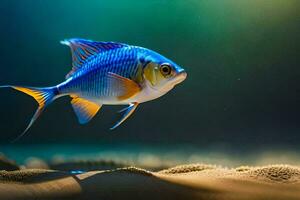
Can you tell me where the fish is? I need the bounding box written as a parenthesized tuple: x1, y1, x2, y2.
(1, 38, 187, 140)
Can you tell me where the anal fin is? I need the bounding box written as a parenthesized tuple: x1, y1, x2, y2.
(71, 96, 102, 124)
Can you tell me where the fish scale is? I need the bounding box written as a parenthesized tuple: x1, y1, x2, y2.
(58, 47, 138, 99)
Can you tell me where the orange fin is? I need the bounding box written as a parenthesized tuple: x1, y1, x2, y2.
(107, 72, 141, 101)
(0, 85, 57, 142)
(71, 96, 102, 124)
(13, 86, 51, 106)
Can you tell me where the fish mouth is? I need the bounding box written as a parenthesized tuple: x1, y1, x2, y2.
(172, 71, 187, 85)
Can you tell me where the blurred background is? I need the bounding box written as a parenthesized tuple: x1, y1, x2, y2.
(0, 0, 299, 168)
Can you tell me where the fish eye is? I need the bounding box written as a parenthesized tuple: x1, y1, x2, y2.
(160, 64, 172, 77)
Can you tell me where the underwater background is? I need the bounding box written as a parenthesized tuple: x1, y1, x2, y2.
(0, 0, 299, 167)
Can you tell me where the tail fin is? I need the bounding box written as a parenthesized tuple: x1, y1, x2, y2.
(0, 85, 58, 142)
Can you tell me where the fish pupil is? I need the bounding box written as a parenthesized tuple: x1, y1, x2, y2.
(160, 64, 171, 76)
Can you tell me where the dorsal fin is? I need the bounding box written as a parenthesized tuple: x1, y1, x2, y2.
(61, 38, 128, 79)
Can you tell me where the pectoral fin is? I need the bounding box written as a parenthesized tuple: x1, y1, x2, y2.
(110, 102, 139, 130)
(71, 96, 102, 124)
(107, 72, 141, 101)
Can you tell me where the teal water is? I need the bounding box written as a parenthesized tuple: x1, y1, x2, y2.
(0, 0, 299, 163)
(2, 144, 300, 169)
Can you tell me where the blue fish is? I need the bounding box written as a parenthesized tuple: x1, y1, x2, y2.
(1, 38, 187, 140)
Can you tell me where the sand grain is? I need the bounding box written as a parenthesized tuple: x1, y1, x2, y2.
(0, 164, 300, 200)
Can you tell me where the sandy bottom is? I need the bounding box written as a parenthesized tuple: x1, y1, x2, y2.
(0, 164, 300, 200)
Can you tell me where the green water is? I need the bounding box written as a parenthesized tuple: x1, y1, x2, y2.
(0, 0, 299, 161)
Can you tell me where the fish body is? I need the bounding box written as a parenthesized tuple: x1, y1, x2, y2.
(1, 38, 187, 139)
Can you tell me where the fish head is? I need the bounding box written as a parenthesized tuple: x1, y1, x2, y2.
(141, 50, 187, 93)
